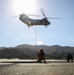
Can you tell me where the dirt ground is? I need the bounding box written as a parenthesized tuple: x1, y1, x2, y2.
(0, 61, 74, 75)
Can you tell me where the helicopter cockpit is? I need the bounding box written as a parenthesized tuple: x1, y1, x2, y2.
(42, 18, 50, 25)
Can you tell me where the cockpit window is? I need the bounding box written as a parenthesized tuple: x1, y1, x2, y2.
(43, 19, 48, 22)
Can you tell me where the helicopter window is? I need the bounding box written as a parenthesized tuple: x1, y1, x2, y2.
(43, 19, 48, 22)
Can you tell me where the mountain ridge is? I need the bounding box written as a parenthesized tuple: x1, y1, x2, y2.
(0, 44, 74, 59)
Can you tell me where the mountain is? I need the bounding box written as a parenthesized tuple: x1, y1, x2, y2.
(0, 44, 74, 59)
(0, 47, 31, 59)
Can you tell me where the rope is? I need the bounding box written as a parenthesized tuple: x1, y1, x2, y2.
(35, 26, 37, 50)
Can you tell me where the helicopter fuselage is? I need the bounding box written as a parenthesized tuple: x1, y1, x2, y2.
(19, 14, 50, 27)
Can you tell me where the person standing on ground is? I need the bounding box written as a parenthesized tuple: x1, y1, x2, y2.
(67, 53, 73, 62)
(37, 49, 46, 63)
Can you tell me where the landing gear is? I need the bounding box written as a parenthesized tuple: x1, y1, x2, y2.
(46, 25, 47, 28)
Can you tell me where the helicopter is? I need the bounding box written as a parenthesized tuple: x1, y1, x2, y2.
(12, 9, 60, 28)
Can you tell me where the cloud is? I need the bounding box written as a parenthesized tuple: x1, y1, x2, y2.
(37, 41, 44, 45)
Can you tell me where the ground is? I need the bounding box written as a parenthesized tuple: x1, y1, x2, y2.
(0, 59, 74, 75)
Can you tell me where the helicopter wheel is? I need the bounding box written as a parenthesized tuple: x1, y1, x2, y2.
(46, 25, 47, 28)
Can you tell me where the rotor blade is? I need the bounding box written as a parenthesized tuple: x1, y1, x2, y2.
(27, 14, 40, 17)
(12, 15, 20, 18)
(40, 8, 46, 18)
(48, 17, 62, 19)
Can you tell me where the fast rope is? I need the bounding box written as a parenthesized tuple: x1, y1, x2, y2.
(35, 26, 37, 50)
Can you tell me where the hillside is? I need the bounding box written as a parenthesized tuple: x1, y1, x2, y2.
(0, 44, 74, 59)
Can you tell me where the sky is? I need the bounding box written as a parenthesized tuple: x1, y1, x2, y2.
(0, 0, 74, 47)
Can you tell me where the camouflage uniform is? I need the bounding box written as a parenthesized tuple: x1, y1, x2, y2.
(37, 49, 46, 63)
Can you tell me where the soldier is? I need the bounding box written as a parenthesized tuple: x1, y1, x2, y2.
(67, 53, 73, 62)
(37, 49, 46, 63)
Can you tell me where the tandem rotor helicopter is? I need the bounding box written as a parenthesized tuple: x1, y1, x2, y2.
(12, 9, 61, 28)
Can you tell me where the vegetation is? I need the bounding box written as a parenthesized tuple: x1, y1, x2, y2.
(0, 44, 74, 59)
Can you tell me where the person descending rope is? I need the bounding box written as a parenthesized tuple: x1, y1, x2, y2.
(37, 49, 46, 63)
